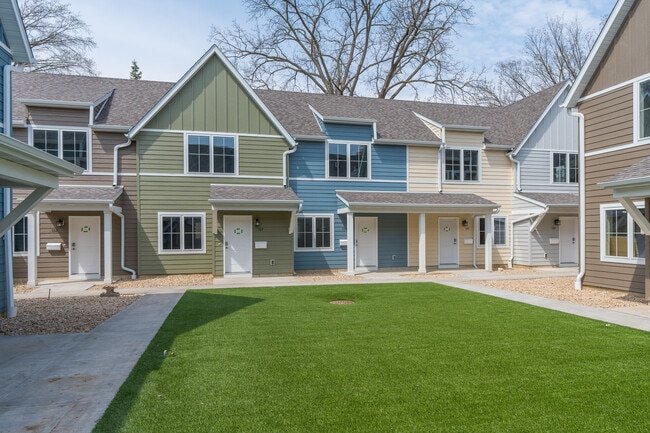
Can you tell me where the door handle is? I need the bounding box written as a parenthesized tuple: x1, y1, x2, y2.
(572, 237, 575, 244)
(225, 241, 229, 249)
(453, 238, 457, 245)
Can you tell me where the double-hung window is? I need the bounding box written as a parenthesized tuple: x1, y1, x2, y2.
(187, 134, 236, 174)
(445, 148, 479, 181)
(158, 212, 206, 254)
(601, 204, 645, 263)
(13, 217, 28, 255)
(552, 152, 578, 183)
(295, 215, 334, 251)
(638, 79, 650, 141)
(32, 128, 89, 170)
(477, 216, 507, 246)
(328, 142, 369, 179)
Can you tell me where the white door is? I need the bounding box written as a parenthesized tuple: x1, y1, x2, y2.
(224, 215, 252, 275)
(439, 217, 459, 268)
(69, 216, 101, 279)
(355, 217, 378, 270)
(559, 216, 578, 265)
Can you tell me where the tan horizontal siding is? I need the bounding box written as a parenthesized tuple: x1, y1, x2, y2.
(408, 146, 437, 191)
(28, 107, 89, 127)
(580, 85, 633, 153)
(445, 131, 484, 147)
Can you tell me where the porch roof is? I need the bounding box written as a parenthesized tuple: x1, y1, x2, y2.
(41, 185, 124, 204)
(599, 155, 650, 198)
(209, 184, 302, 211)
(336, 190, 499, 214)
(515, 192, 579, 211)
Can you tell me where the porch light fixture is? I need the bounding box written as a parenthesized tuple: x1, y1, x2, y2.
(462, 219, 468, 227)
(255, 218, 260, 227)
(554, 218, 561, 226)
(56, 218, 65, 229)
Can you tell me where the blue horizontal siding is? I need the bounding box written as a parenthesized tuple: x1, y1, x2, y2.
(323, 123, 373, 141)
(371, 145, 406, 181)
(0, 185, 5, 313)
(290, 142, 326, 179)
(292, 179, 407, 270)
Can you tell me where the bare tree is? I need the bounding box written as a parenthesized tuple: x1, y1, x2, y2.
(19, 0, 97, 75)
(209, 0, 481, 101)
(474, 16, 597, 106)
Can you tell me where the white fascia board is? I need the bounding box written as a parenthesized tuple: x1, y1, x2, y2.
(128, 45, 296, 148)
(18, 99, 93, 109)
(343, 203, 499, 214)
(563, 0, 632, 108)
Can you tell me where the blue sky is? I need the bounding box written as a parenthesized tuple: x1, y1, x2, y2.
(63, 0, 617, 83)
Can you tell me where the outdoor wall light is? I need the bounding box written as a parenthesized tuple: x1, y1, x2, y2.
(56, 218, 65, 229)
(255, 218, 261, 227)
(554, 218, 561, 226)
(462, 219, 468, 227)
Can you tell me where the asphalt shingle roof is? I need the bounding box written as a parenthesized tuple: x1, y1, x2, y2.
(210, 184, 301, 203)
(603, 155, 650, 184)
(518, 192, 579, 207)
(43, 186, 123, 203)
(337, 190, 497, 207)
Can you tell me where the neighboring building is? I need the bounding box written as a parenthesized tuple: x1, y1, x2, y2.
(1, 0, 81, 316)
(564, 0, 650, 296)
(11, 73, 172, 285)
(510, 83, 580, 267)
(258, 84, 567, 274)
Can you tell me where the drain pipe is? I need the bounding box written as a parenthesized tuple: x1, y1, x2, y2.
(110, 204, 136, 279)
(438, 143, 445, 193)
(569, 108, 585, 290)
(113, 137, 132, 187)
(282, 144, 298, 187)
(508, 152, 522, 192)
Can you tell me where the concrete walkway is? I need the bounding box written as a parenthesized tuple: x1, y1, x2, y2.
(2, 267, 650, 432)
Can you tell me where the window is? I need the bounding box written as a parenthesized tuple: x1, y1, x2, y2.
(478, 216, 507, 246)
(296, 215, 334, 251)
(445, 148, 479, 181)
(32, 128, 89, 170)
(187, 134, 236, 174)
(601, 204, 645, 263)
(639, 79, 650, 140)
(158, 213, 206, 254)
(13, 217, 28, 255)
(328, 142, 369, 179)
(552, 152, 578, 183)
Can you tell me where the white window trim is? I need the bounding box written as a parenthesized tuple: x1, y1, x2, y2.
(550, 152, 579, 184)
(325, 140, 372, 180)
(184, 132, 239, 176)
(443, 147, 481, 183)
(157, 212, 206, 255)
(476, 215, 508, 247)
(634, 75, 650, 145)
(28, 125, 93, 172)
(294, 213, 335, 252)
(600, 203, 645, 265)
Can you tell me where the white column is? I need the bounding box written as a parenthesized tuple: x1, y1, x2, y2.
(27, 213, 37, 287)
(418, 213, 427, 273)
(103, 210, 113, 284)
(484, 215, 493, 271)
(347, 212, 355, 275)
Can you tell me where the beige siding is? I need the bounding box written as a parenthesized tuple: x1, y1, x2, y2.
(480, 149, 513, 185)
(583, 146, 650, 292)
(27, 107, 89, 127)
(579, 85, 633, 153)
(407, 145, 438, 191)
(584, 0, 650, 96)
(445, 130, 484, 147)
(146, 54, 280, 136)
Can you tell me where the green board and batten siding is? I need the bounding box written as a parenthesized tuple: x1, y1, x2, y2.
(135, 52, 293, 276)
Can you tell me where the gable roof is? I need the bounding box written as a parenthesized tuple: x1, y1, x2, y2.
(563, 0, 634, 107)
(12, 72, 173, 129)
(0, 0, 33, 64)
(257, 83, 564, 148)
(127, 45, 295, 146)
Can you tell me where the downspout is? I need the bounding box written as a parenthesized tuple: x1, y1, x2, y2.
(113, 136, 132, 187)
(508, 152, 522, 192)
(283, 144, 298, 187)
(569, 108, 585, 290)
(438, 143, 445, 193)
(4, 65, 23, 318)
(109, 204, 136, 279)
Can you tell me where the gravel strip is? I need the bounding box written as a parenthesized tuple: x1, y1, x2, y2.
(0, 295, 141, 336)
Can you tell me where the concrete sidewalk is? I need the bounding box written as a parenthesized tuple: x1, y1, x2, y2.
(3, 267, 650, 432)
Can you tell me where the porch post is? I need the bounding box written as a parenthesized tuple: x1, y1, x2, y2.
(103, 210, 112, 284)
(27, 213, 37, 287)
(645, 198, 650, 301)
(418, 213, 427, 273)
(347, 212, 355, 275)
(484, 215, 493, 271)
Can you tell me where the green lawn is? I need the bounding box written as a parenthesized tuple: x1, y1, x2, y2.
(94, 283, 650, 432)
